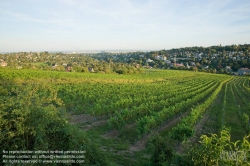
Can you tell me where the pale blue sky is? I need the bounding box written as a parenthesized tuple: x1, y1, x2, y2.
(1, 0, 250, 52)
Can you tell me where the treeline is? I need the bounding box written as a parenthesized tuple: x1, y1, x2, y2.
(0, 51, 141, 74)
(166, 44, 250, 53)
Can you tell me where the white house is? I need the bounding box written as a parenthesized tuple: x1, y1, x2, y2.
(146, 58, 154, 63)
(202, 65, 209, 69)
(164, 60, 171, 64)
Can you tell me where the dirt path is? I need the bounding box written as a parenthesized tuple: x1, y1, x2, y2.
(68, 110, 191, 153)
(69, 113, 93, 124)
(101, 129, 119, 138)
(129, 110, 191, 152)
(68, 113, 108, 131)
(82, 120, 108, 131)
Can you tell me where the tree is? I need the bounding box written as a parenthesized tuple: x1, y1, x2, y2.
(219, 68, 224, 74)
(231, 64, 239, 72)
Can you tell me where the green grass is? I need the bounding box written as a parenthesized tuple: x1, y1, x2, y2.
(223, 78, 247, 141)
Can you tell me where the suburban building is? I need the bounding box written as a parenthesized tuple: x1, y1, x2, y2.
(0, 62, 7, 67)
(237, 68, 250, 75)
(146, 58, 154, 63)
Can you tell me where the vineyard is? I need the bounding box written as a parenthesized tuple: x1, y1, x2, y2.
(0, 68, 250, 165)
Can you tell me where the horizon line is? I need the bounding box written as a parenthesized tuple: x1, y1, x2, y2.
(1, 43, 249, 54)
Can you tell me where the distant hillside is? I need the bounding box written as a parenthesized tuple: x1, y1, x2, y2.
(1, 44, 250, 74)
(91, 44, 250, 73)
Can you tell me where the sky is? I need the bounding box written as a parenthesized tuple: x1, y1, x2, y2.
(1, 0, 250, 52)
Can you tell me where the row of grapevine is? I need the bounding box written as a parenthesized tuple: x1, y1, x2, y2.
(58, 74, 221, 116)
(109, 79, 218, 130)
(136, 80, 224, 135)
(107, 78, 215, 117)
(169, 77, 232, 140)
